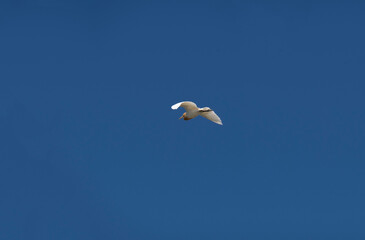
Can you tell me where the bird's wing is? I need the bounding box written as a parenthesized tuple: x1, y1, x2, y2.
(199, 110, 223, 125)
(171, 101, 199, 111)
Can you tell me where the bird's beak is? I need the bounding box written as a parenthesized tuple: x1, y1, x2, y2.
(179, 115, 183, 119)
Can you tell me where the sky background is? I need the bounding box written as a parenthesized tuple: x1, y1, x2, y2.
(1, 1, 365, 239)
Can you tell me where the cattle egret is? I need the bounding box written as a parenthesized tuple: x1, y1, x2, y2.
(171, 101, 223, 125)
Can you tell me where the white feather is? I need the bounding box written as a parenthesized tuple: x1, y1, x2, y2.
(199, 111, 223, 125)
(171, 102, 182, 110)
(171, 101, 198, 111)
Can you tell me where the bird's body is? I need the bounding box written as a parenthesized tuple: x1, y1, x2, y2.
(171, 101, 223, 125)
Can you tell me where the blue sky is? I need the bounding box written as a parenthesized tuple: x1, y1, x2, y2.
(1, 1, 364, 239)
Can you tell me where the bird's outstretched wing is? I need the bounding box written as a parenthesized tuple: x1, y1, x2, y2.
(171, 101, 199, 112)
(199, 110, 223, 125)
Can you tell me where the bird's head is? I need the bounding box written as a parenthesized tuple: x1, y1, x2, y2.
(179, 112, 186, 119)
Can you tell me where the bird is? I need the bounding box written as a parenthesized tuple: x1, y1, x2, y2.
(171, 101, 223, 125)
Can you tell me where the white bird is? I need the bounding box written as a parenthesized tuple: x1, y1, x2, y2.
(171, 101, 223, 125)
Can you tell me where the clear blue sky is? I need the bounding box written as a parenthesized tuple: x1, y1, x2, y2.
(1, 1, 364, 239)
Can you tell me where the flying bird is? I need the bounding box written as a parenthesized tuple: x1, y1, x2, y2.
(171, 101, 223, 125)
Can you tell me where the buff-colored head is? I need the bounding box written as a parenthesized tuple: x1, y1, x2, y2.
(179, 112, 186, 119)
(179, 112, 193, 121)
